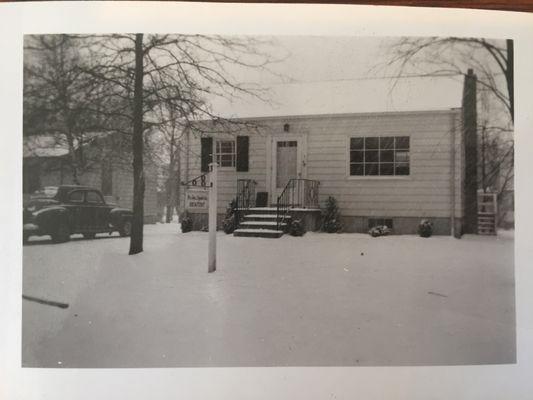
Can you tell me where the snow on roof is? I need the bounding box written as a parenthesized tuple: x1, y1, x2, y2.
(208, 76, 464, 120)
(23, 132, 112, 158)
(23, 135, 70, 158)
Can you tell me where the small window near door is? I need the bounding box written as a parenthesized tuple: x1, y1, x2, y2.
(215, 140, 236, 168)
(278, 141, 297, 147)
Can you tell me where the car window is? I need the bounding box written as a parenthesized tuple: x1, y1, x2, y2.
(86, 191, 104, 205)
(68, 190, 84, 203)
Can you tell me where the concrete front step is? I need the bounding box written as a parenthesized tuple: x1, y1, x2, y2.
(242, 207, 280, 215)
(240, 221, 286, 230)
(244, 214, 283, 220)
(233, 228, 284, 238)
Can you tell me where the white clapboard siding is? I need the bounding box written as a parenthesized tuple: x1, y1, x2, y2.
(182, 110, 464, 218)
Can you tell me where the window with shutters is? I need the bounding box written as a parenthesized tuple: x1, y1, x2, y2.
(348, 136, 410, 177)
(215, 140, 236, 168)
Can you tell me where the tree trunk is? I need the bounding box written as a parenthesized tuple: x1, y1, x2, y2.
(175, 144, 181, 216)
(506, 39, 514, 123)
(165, 160, 176, 223)
(129, 33, 145, 255)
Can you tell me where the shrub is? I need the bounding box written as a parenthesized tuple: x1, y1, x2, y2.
(222, 214, 236, 234)
(321, 196, 342, 233)
(180, 211, 193, 233)
(369, 225, 391, 237)
(289, 219, 306, 236)
(418, 219, 433, 238)
(222, 199, 237, 234)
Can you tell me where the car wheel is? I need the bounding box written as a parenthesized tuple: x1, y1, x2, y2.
(83, 232, 96, 240)
(52, 222, 71, 243)
(119, 220, 132, 237)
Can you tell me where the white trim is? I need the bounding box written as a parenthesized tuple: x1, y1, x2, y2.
(193, 108, 462, 124)
(214, 138, 236, 170)
(268, 133, 307, 200)
(345, 134, 411, 180)
(346, 176, 412, 181)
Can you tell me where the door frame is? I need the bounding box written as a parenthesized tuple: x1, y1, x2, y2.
(266, 133, 307, 203)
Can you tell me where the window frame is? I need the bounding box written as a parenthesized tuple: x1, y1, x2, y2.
(346, 135, 411, 180)
(85, 190, 105, 205)
(215, 139, 236, 170)
(67, 190, 85, 204)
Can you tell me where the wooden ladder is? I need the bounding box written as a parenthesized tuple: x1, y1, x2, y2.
(478, 192, 497, 235)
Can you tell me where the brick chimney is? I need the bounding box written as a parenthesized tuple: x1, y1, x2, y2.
(462, 68, 478, 234)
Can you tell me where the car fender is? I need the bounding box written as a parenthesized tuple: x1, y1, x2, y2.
(109, 208, 133, 227)
(33, 206, 71, 233)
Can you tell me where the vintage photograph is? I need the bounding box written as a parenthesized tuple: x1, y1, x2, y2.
(22, 34, 515, 367)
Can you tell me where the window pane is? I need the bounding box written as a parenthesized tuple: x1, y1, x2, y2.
(380, 137, 394, 149)
(350, 151, 363, 163)
(365, 163, 379, 175)
(395, 136, 410, 149)
(365, 137, 379, 149)
(87, 191, 103, 204)
(395, 150, 409, 163)
(350, 137, 364, 150)
(350, 163, 364, 176)
(365, 150, 379, 163)
(220, 155, 234, 167)
(69, 191, 84, 202)
(220, 141, 234, 153)
(380, 163, 394, 175)
(395, 163, 410, 175)
(380, 150, 394, 162)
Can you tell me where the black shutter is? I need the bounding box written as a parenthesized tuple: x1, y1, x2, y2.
(236, 136, 249, 172)
(201, 137, 213, 173)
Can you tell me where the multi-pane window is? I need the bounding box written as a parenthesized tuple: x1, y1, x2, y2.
(216, 140, 236, 168)
(349, 136, 410, 176)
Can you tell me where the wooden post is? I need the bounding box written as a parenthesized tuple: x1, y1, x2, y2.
(208, 161, 218, 273)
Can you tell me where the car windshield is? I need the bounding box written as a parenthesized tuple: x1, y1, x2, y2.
(31, 186, 59, 199)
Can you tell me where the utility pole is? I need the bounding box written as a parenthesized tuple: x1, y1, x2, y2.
(208, 161, 218, 273)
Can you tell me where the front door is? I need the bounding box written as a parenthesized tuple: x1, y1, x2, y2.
(271, 136, 305, 202)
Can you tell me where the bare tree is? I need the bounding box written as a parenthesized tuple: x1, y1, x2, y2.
(383, 37, 513, 122)
(80, 34, 275, 254)
(381, 37, 514, 222)
(24, 35, 102, 183)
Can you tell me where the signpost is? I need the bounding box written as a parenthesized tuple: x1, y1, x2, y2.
(208, 162, 218, 273)
(181, 163, 218, 273)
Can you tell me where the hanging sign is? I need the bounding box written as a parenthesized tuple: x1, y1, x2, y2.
(185, 188, 209, 210)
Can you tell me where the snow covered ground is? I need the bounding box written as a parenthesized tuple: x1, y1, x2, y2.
(22, 224, 515, 367)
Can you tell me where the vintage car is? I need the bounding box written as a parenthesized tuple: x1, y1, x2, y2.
(23, 185, 133, 243)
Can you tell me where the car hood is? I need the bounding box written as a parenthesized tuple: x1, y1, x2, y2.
(23, 197, 60, 212)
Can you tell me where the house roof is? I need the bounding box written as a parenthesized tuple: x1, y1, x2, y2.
(23, 132, 112, 158)
(208, 76, 464, 120)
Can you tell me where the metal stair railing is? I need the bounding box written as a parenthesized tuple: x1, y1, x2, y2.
(235, 179, 256, 229)
(276, 178, 320, 231)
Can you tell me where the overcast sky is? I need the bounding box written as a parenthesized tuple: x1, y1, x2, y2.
(209, 36, 466, 118)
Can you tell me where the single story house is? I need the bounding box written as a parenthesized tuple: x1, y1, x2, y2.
(180, 70, 480, 238)
(23, 132, 160, 223)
